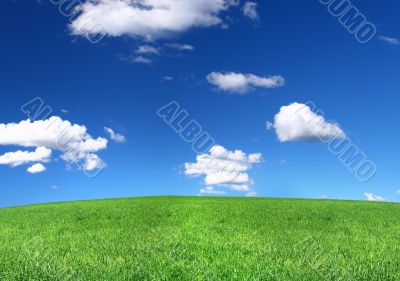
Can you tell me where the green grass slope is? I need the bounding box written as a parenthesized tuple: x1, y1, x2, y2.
(0, 197, 399, 280)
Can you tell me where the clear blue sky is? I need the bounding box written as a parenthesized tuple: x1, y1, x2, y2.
(0, 0, 399, 207)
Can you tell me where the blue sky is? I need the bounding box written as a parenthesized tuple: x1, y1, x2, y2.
(0, 0, 399, 207)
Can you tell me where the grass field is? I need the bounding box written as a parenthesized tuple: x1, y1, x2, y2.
(0, 196, 399, 280)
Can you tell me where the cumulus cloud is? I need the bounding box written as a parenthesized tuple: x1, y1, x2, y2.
(267, 102, 346, 143)
(184, 145, 262, 196)
(364, 192, 385, 202)
(242, 2, 258, 20)
(0, 116, 107, 172)
(104, 127, 127, 143)
(379, 36, 400, 45)
(206, 72, 285, 93)
(27, 163, 47, 174)
(70, 0, 239, 40)
(0, 147, 51, 167)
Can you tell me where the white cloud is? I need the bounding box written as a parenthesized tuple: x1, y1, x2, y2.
(27, 163, 47, 174)
(379, 36, 400, 45)
(242, 2, 258, 20)
(0, 147, 51, 167)
(199, 186, 226, 195)
(162, 76, 174, 81)
(165, 43, 194, 51)
(135, 45, 160, 55)
(131, 56, 153, 64)
(184, 145, 262, 196)
(104, 127, 127, 143)
(268, 102, 346, 143)
(0, 116, 107, 172)
(70, 0, 239, 40)
(206, 72, 285, 93)
(364, 192, 385, 202)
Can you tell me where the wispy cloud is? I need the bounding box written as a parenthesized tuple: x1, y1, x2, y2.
(242, 2, 259, 21)
(199, 186, 226, 195)
(379, 36, 400, 45)
(132, 56, 153, 65)
(165, 43, 194, 51)
(135, 45, 160, 55)
(104, 127, 126, 143)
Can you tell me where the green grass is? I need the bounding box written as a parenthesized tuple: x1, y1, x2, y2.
(0, 196, 399, 280)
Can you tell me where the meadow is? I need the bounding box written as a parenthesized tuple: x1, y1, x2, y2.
(0, 196, 399, 280)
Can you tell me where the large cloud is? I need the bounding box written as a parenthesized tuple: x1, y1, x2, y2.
(0, 117, 108, 173)
(184, 145, 262, 196)
(70, 0, 239, 40)
(267, 102, 346, 143)
(207, 72, 285, 94)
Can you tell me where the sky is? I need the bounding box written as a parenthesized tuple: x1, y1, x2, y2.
(0, 0, 399, 207)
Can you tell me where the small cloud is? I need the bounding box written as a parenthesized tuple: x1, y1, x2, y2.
(199, 186, 226, 195)
(27, 163, 47, 174)
(165, 43, 194, 51)
(364, 192, 385, 202)
(268, 102, 346, 143)
(319, 195, 328, 199)
(266, 121, 274, 130)
(132, 56, 153, 65)
(242, 2, 259, 21)
(51, 185, 59, 189)
(104, 127, 127, 143)
(279, 159, 288, 165)
(135, 45, 160, 55)
(206, 72, 285, 94)
(61, 109, 68, 114)
(162, 76, 174, 81)
(379, 36, 400, 45)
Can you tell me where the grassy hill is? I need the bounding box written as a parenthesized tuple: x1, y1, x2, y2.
(0, 196, 399, 280)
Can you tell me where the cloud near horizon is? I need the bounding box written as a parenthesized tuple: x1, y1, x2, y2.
(364, 192, 385, 202)
(0, 117, 108, 173)
(267, 102, 346, 143)
(184, 145, 262, 196)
